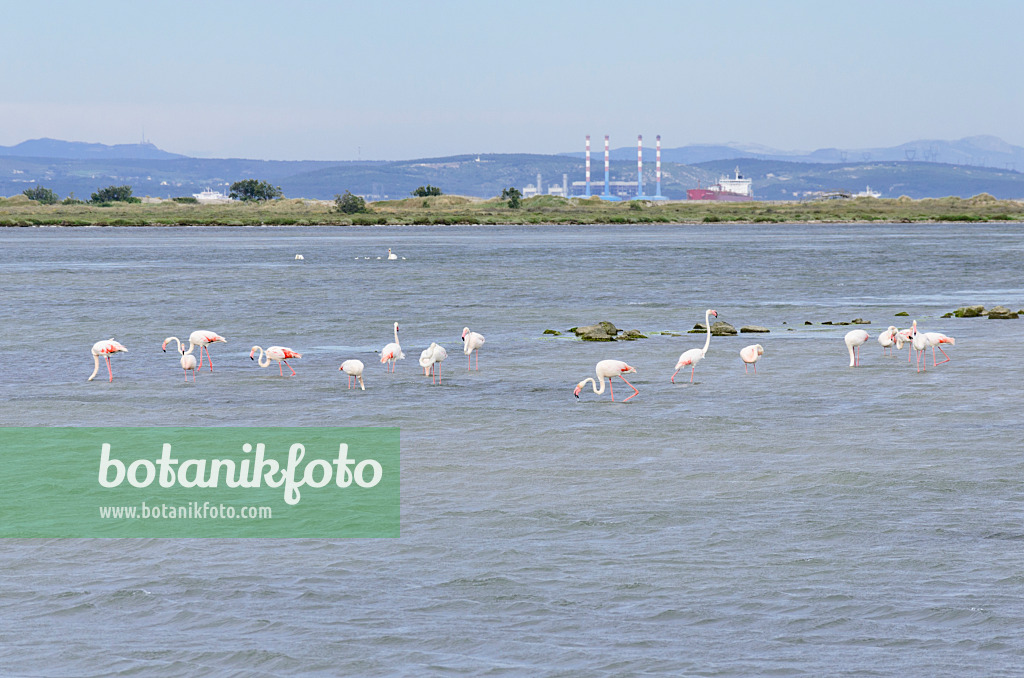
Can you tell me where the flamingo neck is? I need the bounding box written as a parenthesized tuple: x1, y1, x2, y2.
(702, 310, 713, 354)
(582, 376, 605, 395)
(89, 353, 100, 380)
(848, 342, 856, 367)
(253, 347, 270, 368)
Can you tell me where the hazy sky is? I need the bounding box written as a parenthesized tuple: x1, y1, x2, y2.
(3, 0, 1022, 160)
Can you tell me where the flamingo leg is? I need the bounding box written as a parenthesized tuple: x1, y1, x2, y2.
(608, 377, 614, 401)
(619, 376, 639, 402)
(105, 355, 113, 382)
(744, 362, 749, 374)
(690, 366, 695, 383)
(474, 350, 479, 370)
(205, 346, 214, 371)
(285, 360, 296, 377)
(753, 362, 757, 374)
(934, 346, 950, 365)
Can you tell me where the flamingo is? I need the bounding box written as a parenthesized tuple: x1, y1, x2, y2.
(910, 320, 929, 372)
(164, 331, 226, 371)
(740, 344, 764, 374)
(88, 339, 127, 382)
(878, 326, 898, 356)
(163, 336, 198, 381)
(461, 327, 485, 370)
(339, 359, 365, 390)
(672, 309, 718, 383)
(574, 360, 639, 402)
(845, 329, 870, 367)
(387, 248, 398, 260)
(418, 343, 448, 384)
(250, 345, 301, 376)
(895, 327, 915, 362)
(380, 322, 404, 372)
(923, 331, 956, 366)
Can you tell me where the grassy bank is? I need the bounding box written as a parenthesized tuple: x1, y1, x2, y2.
(2, 193, 1023, 227)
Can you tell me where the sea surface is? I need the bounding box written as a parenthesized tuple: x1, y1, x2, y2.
(1, 223, 1023, 676)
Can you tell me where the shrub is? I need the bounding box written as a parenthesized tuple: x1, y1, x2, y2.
(23, 187, 59, 204)
(173, 196, 199, 204)
(334, 191, 367, 214)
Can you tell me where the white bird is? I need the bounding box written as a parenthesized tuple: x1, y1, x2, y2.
(461, 327, 485, 370)
(672, 309, 718, 383)
(380, 322, 405, 372)
(339, 359, 365, 390)
(739, 344, 764, 374)
(878, 326, 898, 356)
(295, 254, 304, 260)
(845, 329, 870, 367)
(162, 336, 198, 381)
(574, 360, 639, 402)
(923, 331, 956, 366)
(911, 320, 929, 372)
(162, 330, 227, 372)
(88, 339, 127, 382)
(388, 248, 398, 260)
(250, 345, 302, 376)
(419, 342, 448, 384)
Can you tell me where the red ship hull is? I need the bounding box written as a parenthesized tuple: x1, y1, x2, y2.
(686, 188, 753, 201)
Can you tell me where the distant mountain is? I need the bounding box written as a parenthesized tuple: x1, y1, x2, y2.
(0, 138, 186, 160)
(568, 135, 1024, 173)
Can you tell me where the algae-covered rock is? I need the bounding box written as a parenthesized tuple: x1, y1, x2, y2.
(711, 321, 737, 336)
(619, 329, 647, 340)
(895, 311, 909, 317)
(851, 318, 871, 325)
(987, 305, 1019, 319)
(572, 321, 619, 341)
(542, 329, 561, 335)
(954, 305, 986, 318)
(740, 325, 770, 333)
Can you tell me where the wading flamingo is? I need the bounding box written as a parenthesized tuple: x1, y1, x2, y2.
(88, 339, 127, 382)
(188, 330, 226, 371)
(923, 331, 956, 366)
(461, 327, 485, 370)
(339, 359, 365, 390)
(575, 360, 639, 402)
(419, 343, 448, 384)
(380, 322, 405, 372)
(845, 329, 870, 367)
(895, 327, 916, 362)
(878, 326, 898, 356)
(250, 345, 301, 376)
(672, 309, 718, 383)
(910, 320, 929, 372)
(162, 336, 198, 381)
(740, 344, 764, 374)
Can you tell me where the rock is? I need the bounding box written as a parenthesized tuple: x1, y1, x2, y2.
(740, 325, 770, 333)
(954, 305, 986, 318)
(619, 329, 647, 340)
(895, 311, 909, 316)
(542, 329, 561, 335)
(851, 318, 871, 324)
(821, 321, 833, 325)
(804, 321, 813, 325)
(941, 313, 953, 318)
(711, 321, 737, 336)
(987, 305, 1019, 319)
(572, 321, 619, 341)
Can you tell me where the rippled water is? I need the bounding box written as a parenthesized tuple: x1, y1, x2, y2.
(2, 223, 1024, 676)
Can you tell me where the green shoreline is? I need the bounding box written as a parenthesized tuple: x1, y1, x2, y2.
(2, 193, 1023, 227)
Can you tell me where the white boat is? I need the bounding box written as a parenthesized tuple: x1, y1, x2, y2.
(192, 188, 230, 201)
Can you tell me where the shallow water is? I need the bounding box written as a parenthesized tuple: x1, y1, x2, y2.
(2, 223, 1023, 676)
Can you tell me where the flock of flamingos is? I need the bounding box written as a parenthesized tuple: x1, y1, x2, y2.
(85, 308, 956, 403)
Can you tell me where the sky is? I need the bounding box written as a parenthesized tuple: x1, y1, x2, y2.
(3, 0, 1023, 161)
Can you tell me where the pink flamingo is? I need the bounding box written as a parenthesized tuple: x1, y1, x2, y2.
(419, 342, 448, 385)
(162, 330, 225, 371)
(461, 327, 485, 370)
(895, 328, 915, 362)
(910, 320, 929, 372)
(250, 345, 301, 376)
(672, 309, 717, 383)
(575, 360, 639, 402)
(923, 331, 956, 366)
(740, 344, 764, 374)
(845, 329, 870, 367)
(878, 326, 898, 356)
(163, 336, 198, 381)
(339, 359, 365, 390)
(380, 322, 404, 372)
(88, 339, 128, 382)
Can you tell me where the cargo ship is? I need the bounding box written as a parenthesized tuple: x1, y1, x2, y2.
(687, 166, 753, 201)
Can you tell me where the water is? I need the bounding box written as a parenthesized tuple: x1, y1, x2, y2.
(2, 223, 1023, 676)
